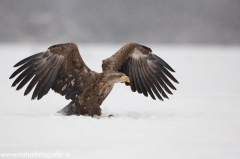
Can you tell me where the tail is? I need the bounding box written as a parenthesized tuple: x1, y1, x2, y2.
(57, 101, 76, 116)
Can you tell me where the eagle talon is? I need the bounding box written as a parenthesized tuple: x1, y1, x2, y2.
(98, 114, 114, 118)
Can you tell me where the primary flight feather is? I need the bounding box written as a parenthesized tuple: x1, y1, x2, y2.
(10, 42, 179, 117)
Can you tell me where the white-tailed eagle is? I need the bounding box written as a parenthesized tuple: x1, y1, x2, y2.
(10, 43, 179, 117)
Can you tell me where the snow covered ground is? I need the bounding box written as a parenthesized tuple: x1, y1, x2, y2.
(0, 44, 240, 159)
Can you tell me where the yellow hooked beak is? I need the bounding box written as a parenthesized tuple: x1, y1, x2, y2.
(121, 75, 130, 83)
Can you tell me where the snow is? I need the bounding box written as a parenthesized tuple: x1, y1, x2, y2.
(0, 44, 240, 159)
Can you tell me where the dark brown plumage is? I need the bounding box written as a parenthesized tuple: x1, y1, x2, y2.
(10, 42, 179, 117)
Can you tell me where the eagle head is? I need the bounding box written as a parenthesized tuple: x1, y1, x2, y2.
(101, 72, 130, 85)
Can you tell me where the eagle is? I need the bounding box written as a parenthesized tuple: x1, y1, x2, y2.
(10, 43, 179, 117)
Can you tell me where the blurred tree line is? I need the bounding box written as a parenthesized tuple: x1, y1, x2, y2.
(0, 0, 239, 44)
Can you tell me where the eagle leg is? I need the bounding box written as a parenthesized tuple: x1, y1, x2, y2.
(57, 101, 102, 117)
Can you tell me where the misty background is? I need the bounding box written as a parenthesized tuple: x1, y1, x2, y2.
(1, 0, 240, 45)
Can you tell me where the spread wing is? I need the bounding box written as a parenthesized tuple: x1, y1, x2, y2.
(10, 43, 96, 100)
(102, 43, 179, 100)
